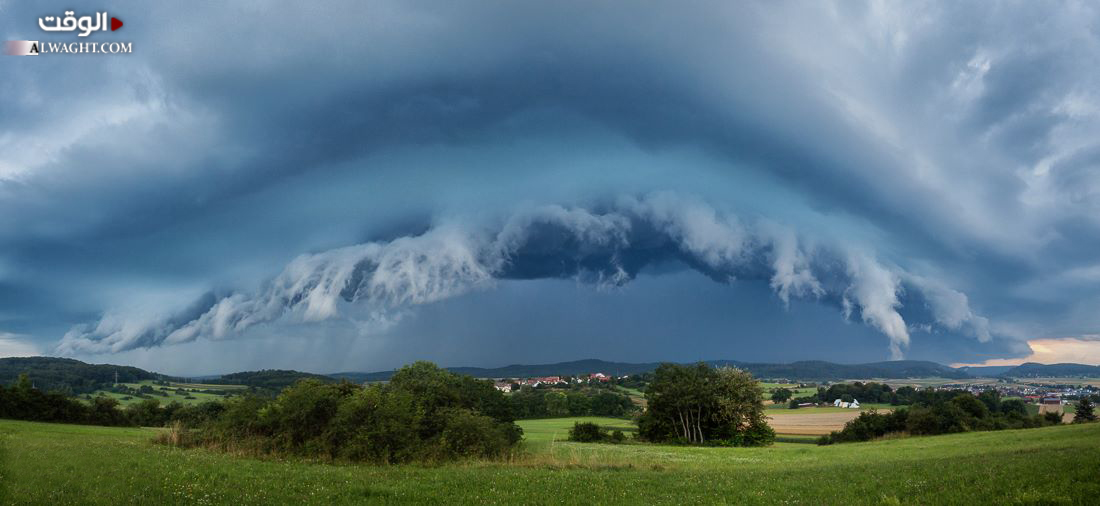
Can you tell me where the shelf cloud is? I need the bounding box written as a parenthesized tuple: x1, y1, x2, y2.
(57, 194, 992, 360)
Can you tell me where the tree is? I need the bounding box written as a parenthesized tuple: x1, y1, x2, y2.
(1074, 397, 1097, 423)
(770, 388, 792, 404)
(544, 392, 569, 417)
(638, 363, 772, 445)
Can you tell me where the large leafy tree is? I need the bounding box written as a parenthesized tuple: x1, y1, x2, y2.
(638, 363, 772, 445)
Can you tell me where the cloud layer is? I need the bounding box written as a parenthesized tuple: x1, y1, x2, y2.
(57, 194, 992, 360)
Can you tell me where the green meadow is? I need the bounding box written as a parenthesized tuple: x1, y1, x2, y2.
(1, 417, 1098, 504)
(83, 380, 245, 407)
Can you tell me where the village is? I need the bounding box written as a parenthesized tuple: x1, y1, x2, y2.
(492, 372, 617, 393)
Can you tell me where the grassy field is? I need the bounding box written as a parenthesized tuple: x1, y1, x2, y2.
(518, 417, 638, 444)
(1, 418, 1098, 504)
(83, 380, 244, 407)
(612, 386, 647, 409)
(760, 382, 818, 403)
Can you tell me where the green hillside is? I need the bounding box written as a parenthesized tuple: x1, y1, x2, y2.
(0, 357, 158, 395)
(0, 418, 1096, 504)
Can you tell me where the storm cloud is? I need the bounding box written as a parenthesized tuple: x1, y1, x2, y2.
(2, 1, 1100, 371)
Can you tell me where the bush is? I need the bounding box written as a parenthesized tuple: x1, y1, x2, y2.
(569, 422, 608, 443)
(733, 421, 776, 447)
(820, 409, 908, 444)
(439, 409, 514, 459)
(171, 362, 523, 464)
(610, 430, 626, 443)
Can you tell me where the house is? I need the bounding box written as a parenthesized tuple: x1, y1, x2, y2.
(493, 382, 512, 393)
(833, 398, 860, 409)
(588, 372, 610, 382)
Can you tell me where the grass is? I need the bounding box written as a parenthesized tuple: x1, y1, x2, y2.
(517, 417, 637, 445)
(82, 380, 242, 407)
(1, 418, 1098, 504)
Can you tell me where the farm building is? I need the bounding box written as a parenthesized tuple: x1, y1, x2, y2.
(1038, 397, 1064, 416)
(833, 399, 861, 409)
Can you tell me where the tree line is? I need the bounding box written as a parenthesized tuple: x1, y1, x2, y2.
(508, 387, 636, 418)
(819, 389, 1096, 444)
(784, 381, 918, 407)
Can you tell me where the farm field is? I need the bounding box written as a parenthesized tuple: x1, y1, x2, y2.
(2, 418, 1097, 504)
(766, 410, 875, 436)
(82, 380, 244, 407)
(1016, 377, 1100, 388)
(760, 382, 818, 402)
(612, 386, 647, 409)
(872, 377, 998, 388)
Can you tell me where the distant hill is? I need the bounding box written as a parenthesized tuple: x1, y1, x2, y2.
(338, 358, 972, 382)
(332, 358, 665, 382)
(0, 357, 158, 394)
(208, 369, 336, 390)
(711, 359, 970, 381)
(0, 357, 337, 395)
(999, 362, 1100, 378)
(956, 365, 1016, 377)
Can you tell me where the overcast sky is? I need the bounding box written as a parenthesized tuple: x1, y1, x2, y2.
(2, 1, 1100, 375)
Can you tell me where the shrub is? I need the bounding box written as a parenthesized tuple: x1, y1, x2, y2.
(569, 422, 607, 443)
(733, 421, 776, 447)
(170, 362, 523, 464)
(439, 409, 514, 459)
